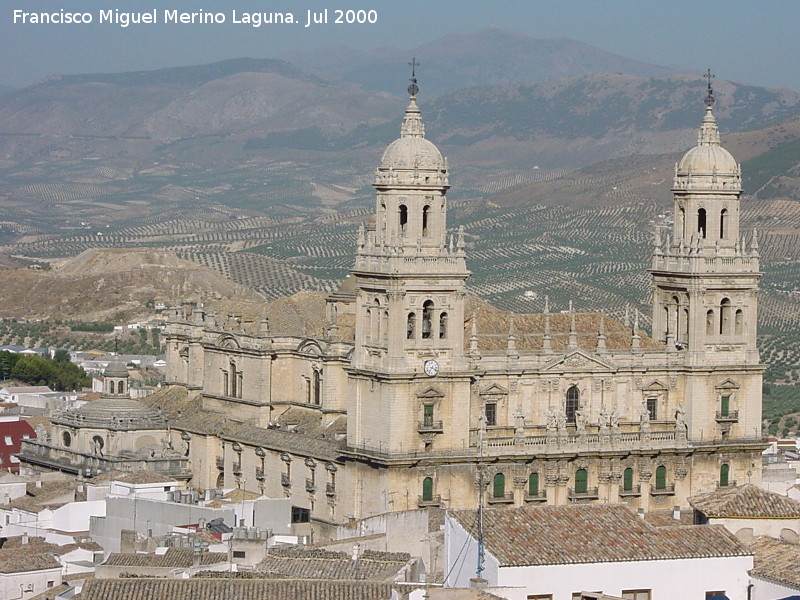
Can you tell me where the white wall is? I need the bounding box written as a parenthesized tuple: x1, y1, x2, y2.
(751, 575, 800, 600)
(51, 500, 106, 532)
(0, 567, 62, 600)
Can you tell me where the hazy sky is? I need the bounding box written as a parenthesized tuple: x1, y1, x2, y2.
(3, 0, 800, 91)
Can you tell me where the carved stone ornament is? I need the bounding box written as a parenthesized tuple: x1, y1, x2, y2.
(564, 355, 587, 367)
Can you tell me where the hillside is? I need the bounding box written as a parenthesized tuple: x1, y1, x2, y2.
(281, 28, 676, 97)
(0, 248, 262, 321)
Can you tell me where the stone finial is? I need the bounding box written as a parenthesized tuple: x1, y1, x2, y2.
(542, 297, 552, 354)
(750, 229, 759, 255)
(596, 315, 607, 353)
(457, 226, 465, 253)
(567, 302, 578, 351)
(631, 311, 641, 350)
(507, 316, 518, 358)
(469, 313, 479, 356)
(357, 224, 365, 248)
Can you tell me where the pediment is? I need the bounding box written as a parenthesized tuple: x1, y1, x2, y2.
(643, 379, 669, 391)
(297, 338, 323, 356)
(541, 350, 615, 372)
(480, 383, 509, 397)
(217, 335, 239, 350)
(716, 378, 740, 390)
(417, 387, 445, 399)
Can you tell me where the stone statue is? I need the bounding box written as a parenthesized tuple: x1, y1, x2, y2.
(639, 401, 651, 431)
(575, 409, 587, 433)
(609, 405, 620, 430)
(675, 404, 687, 433)
(599, 406, 610, 431)
(546, 407, 558, 433)
(556, 409, 567, 432)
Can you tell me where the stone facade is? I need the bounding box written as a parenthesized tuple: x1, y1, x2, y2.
(28, 78, 766, 534)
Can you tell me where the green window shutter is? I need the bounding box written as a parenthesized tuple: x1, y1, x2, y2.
(721, 395, 730, 417)
(528, 472, 539, 496)
(720, 464, 729, 487)
(422, 477, 433, 501)
(423, 405, 434, 427)
(623, 468, 633, 491)
(655, 465, 666, 490)
(493, 473, 505, 498)
(575, 469, 588, 494)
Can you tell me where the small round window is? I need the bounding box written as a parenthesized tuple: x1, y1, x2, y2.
(62, 431, 72, 447)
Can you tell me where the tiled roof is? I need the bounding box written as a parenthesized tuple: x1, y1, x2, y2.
(79, 578, 396, 600)
(463, 296, 661, 352)
(114, 471, 178, 485)
(0, 386, 54, 394)
(688, 484, 800, 518)
(140, 387, 343, 461)
(104, 547, 227, 568)
(0, 549, 61, 573)
(255, 547, 410, 581)
(7, 480, 78, 512)
(749, 536, 800, 587)
(450, 504, 751, 567)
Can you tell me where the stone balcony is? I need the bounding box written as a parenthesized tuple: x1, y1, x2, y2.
(618, 484, 642, 498)
(650, 483, 676, 496)
(568, 487, 600, 501)
(486, 492, 514, 505)
(524, 490, 547, 503)
(715, 410, 739, 423)
(418, 494, 443, 508)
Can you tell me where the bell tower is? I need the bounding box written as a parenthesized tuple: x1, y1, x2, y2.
(650, 71, 761, 365)
(348, 64, 470, 454)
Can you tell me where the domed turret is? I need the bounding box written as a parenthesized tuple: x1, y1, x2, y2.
(102, 357, 129, 398)
(374, 73, 448, 189)
(673, 83, 741, 193)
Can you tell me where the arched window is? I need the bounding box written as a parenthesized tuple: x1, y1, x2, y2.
(492, 473, 506, 498)
(229, 362, 237, 398)
(720, 298, 731, 335)
(117, 380, 124, 395)
(679, 207, 686, 239)
(720, 208, 728, 240)
(735, 309, 744, 336)
(399, 204, 408, 234)
(670, 295, 680, 337)
(706, 310, 715, 336)
(655, 465, 667, 490)
(422, 205, 430, 237)
(574, 469, 588, 494)
(528, 472, 539, 496)
(623, 468, 634, 492)
(62, 431, 72, 447)
(698, 208, 707, 238)
(407, 312, 416, 340)
(382, 310, 389, 343)
(422, 477, 434, 502)
(439, 312, 448, 339)
(421, 300, 433, 339)
(565, 386, 579, 424)
(720, 464, 730, 487)
(682, 307, 689, 342)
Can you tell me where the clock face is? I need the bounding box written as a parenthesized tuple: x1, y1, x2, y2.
(424, 359, 439, 377)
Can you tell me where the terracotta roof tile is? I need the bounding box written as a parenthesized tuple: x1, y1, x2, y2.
(79, 578, 396, 600)
(104, 548, 227, 568)
(450, 504, 751, 567)
(0, 549, 61, 573)
(749, 536, 800, 587)
(114, 472, 178, 485)
(688, 484, 800, 518)
(255, 547, 410, 581)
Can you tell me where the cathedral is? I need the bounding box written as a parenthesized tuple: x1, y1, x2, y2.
(22, 74, 764, 535)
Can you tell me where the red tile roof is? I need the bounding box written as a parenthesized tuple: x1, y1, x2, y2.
(450, 504, 751, 567)
(689, 484, 800, 519)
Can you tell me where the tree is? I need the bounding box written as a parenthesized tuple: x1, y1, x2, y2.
(53, 348, 71, 363)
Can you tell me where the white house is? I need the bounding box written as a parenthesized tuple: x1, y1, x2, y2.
(445, 504, 753, 600)
(749, 535, 800, 600)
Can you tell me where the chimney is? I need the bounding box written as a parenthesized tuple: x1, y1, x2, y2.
(637, 508, 645, 520)
(673, 505, 682, 521)
(351, 543, 360, 561)
(469, 578, 488, 588)
(35, 480, 42, 488)
(22, 532, 28, 545)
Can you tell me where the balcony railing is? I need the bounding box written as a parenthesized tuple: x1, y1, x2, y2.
(326, 483, 336, 497)
(305, 478, 316, 494)
(650, 484, 676, 496)
(418, 494, 443, 508)
(486, 492, 514, 505)
(568, 487, 599, 500)
(417, 420, 444, 433)
(715, 410, 739, 423)
(618, 485, 641, 498)
(524, 490, 547, 503)
(215, 456, 224, 470)
(255, 467, 265, 481)
(281, 473, 291, 487)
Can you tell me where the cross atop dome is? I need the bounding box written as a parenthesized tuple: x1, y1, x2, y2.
(704, 68, 715, 108)
(408, 57, 420, 98)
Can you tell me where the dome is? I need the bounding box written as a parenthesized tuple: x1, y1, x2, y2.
(379, 136, 445, 172)
(55, 398, 167, 430)
(674, 105, 741, 191)
(103, 359, 129, 378)
(374, 94, 448, 187)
